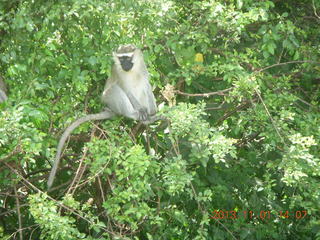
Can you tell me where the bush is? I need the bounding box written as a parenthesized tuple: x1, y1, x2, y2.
(0, 0, 319, 239)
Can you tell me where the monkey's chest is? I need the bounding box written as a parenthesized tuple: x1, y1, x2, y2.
(120, 75, 147, 104)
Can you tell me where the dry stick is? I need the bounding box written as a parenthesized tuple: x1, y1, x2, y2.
(175, 87, 232, 97)
(256, 60, 320, 73)
(312, 0, 320, 19)
(296, 97, 318, 110)
(6, 224, 39, 240)
(253, 60, 320, 142)
(14, 186, 23, 240)
(61, 115, 162, 191)
(29, 225, 41, 240)
(48, 180, 73, 193)
(66, 147, 89, 196)
(0, 145, 22, 164)
(0, 204, 29, 218)
(66, 128, 97, 195)
(205, 101, 226, 111)
(97, 176, 106, 204)
(3, 161, 114, 235)
(190, 183, 237, 240)
(255, 89, 285, 142)
(217, 101, 251, 124)
(70, 152, 112, 189)
(175, 61, 319, 99)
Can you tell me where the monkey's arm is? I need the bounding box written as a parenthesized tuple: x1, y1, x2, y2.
(102, 83, 145, 121)
(103, 84, 156, 121)
(124, 90, 150, 121)
(47, 109, 115, 189)
(144, 83, 157, 116)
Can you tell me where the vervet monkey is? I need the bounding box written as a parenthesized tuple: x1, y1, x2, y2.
(101, 44, 157, 120)
(47, 44, 160, 189)
(0, 77, 8, 103)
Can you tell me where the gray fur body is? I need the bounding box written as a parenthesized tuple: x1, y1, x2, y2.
(101, 45, 157, 120)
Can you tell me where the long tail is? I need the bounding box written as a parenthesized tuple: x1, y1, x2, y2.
(0, 89, 8, 103)
(47, 110, 115, 189)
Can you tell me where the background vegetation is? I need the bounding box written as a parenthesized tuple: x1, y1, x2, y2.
(0, 0, 319, 239)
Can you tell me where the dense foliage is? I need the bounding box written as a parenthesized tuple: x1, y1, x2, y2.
(0, 0, 319, 239)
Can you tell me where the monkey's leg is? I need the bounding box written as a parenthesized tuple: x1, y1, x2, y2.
(103, 84, 142, 120)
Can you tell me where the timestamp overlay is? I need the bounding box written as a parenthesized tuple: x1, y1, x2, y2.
(210, 210, 308, 221)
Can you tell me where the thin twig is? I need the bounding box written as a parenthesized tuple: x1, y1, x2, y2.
(66, 147, 88, 196)
(212, 218, 238, 240)
(0, 203, 28, 217)
(205, 101, 226, 111)
(6, 224, 39, 240)
(71, 154, 112, 189)
(14, 186, 23, 240)
(97, 176, 105, 203)
(29, 225, 41, 240)
(256, 60, 320, 73)
(254, 89, 284, 143)
(190, 183, 237, 240)
(2, 161, 114, 235)
(175, 88, 232, 97)
(0, 145, 22, 164)
(312, 0, 320, 19)
(66, 126, 97, 195)
(217, 101, 251, 124)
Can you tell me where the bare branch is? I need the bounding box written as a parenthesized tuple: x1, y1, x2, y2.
(175, 87, 232, 97)
(14, 186, 23, 240)
(256, 60, 320, 73)
(312, 0, 320, 19)
(254, 89, 285, 143)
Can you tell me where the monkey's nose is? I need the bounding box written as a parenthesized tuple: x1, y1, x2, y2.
(121, 62, 134, 71)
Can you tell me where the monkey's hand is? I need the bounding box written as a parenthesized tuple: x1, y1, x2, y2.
(138, 107, 149, 121)
(142, 114, 167, 125)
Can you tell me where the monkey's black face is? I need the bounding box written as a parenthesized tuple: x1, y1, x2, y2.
(119, 56, 134, 71)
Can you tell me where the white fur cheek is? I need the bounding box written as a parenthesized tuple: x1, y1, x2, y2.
(112, 53, 119, 63)
(132, 50, 140, 62)
(132, 54, 141, 68)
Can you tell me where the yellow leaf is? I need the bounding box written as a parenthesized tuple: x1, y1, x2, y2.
(194, 53, 204, 63)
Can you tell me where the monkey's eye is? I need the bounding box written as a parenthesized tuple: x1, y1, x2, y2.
(119, 56, 132, 61)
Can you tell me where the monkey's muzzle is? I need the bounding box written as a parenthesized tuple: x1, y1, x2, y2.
(119, 56, 134, 71)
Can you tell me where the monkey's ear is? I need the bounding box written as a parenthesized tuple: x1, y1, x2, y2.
(112, 52, 120, 64)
